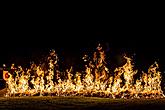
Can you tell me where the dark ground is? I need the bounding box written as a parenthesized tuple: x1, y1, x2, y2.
(1, 94, 165, 110)
(0, 88, 165, 110)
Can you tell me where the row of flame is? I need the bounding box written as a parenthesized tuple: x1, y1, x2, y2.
(3, 45, 165, 98)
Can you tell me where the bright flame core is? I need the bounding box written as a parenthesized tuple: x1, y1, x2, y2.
(3, 45, 165, 98)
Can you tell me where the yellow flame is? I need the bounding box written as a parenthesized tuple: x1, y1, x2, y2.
(3, 45, 165, 99)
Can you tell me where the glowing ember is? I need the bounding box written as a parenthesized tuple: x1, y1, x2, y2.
(3, 44, 165, 98)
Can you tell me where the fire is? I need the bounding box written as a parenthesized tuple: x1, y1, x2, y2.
(3, 44, 165, 98)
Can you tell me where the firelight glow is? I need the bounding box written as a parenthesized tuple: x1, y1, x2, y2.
(3, 44, 165, 99)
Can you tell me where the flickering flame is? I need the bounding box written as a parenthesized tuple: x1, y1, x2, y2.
(3, 45, 165, 99)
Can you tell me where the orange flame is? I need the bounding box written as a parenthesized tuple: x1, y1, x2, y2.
(3, 45, 164, 99)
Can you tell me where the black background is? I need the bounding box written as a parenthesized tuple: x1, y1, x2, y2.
(0, 10, 164, 84)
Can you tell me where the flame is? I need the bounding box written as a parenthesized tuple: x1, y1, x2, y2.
(3, 44, 165, 99)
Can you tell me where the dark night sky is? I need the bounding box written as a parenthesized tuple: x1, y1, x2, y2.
(0, 13, 164, 77)
(1, 29, 164, 70)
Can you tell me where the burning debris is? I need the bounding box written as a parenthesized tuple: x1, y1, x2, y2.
(2, 45, 165, 99)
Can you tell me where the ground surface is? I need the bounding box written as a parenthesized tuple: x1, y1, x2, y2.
(1, 89, 165, 110)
